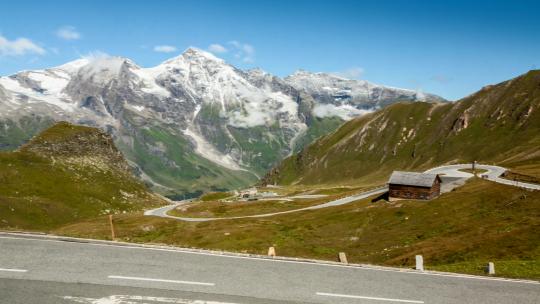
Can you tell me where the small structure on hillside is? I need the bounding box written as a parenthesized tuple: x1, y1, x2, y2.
(388, 171, 442, 200)
(238, 187, 258, 199)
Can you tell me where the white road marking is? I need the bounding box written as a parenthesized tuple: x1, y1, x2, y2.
(63, 295, 236, 303)
(0, 268, 27, 273)
(108, 275, 215, 286)
(2, 234, 539, 285)
(316, 292, 424, 303)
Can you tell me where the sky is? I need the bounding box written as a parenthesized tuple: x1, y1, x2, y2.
(0, 0, 539, 100)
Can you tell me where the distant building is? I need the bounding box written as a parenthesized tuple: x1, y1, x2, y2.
(388, 171, 442, 200)
(238, 187, 258, 199)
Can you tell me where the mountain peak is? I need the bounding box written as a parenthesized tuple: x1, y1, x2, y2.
(183, 47, 224, 62)
(70, 56, 140, 85)
(291, 69, 313, 76)
(161, 47, 224, 66)
(246, 67, 269, 76)
(52, 58, 91, 74)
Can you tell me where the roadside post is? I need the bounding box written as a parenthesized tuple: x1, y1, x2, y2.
(415, 255, 424, 271)
(338, 252, 348, 264)
(487, 262, 495, 275)
(109, 214, 116, 241)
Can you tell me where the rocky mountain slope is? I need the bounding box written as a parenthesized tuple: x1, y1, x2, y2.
(285, 70, 445, 119)
(0, 122, 166, 230)
(263, 70, 540, 186)
(0, 48, 444, 197)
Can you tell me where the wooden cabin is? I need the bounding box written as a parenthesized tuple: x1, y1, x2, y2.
(388, 171, 442, 200)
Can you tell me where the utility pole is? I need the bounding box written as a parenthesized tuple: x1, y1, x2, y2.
(109, 214, 115, 241)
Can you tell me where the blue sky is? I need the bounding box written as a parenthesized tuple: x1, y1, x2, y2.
(0, 0, 538, 100)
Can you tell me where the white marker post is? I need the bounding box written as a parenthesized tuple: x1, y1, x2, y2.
(268, 246, 276, 257)
(487, 262, 495, 275)
(415, 255, 424, 271)
(338, 252, 348, 264)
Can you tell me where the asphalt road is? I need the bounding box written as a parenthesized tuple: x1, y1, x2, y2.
(144, 187, 388, 222)
(0, 233, 539, 304)
(425, 164, 540, 191)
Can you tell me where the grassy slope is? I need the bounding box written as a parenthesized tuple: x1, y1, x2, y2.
(0, 122, 165, 231)
(0, 116, 55, 150)
(293, 116, 344, 153)
(169, 194, 351, 218)
(171, 186, 372, 218)
(199, 191, 234, 201)
(264, 70, 540, 187)
(56, 178, 540, 279)
(117, 123, 256, 199)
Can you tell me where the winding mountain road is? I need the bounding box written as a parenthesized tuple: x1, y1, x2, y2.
(145, 164, 539, 222)
(144, 187, 388, 222)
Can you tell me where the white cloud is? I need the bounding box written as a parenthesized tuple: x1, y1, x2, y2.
(313, 104, 373, 120)
(208, 43, 227, 53)
(332, 67, 364, 79)
(153, 45, 177, 53)
(0, 35, 46, 56)
(56, 26, 81, 40)
(228, 40, 255, 63)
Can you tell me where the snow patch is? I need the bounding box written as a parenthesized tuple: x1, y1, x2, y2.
(78, 56, 126, 84)
(132, 67, 170, 97)
(27, 71, 69, 94)
(183, 128, 243, 171)
(0, 76, 75, 111)
(54, 58, 90, 74)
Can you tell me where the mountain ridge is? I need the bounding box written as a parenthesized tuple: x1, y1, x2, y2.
(0, 47, 445, 196)
(262, 70, 540, 187)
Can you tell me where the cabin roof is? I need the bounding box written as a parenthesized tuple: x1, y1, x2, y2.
(388, 171, 440, 188)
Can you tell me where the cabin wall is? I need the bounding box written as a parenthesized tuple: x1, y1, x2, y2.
(389, 182, 440, 200)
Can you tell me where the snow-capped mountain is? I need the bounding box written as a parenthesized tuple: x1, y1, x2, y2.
(0, 48, 445, 197)
(285, 70, 446, 120)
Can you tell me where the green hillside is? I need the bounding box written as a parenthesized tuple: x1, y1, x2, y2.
(115, 120, 257, 199)
(263, 70, 540, 187)
(0, 122, 166, 231)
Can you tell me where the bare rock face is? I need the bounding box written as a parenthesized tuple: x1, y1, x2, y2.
(20, 122, 131, 173)
(452, 111, 470, 133)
